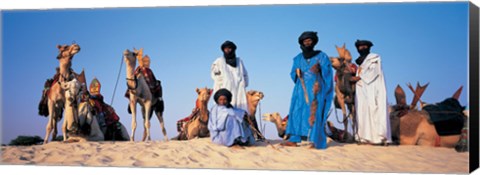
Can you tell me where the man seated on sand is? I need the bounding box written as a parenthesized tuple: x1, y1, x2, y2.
(208, 88, 255, 147)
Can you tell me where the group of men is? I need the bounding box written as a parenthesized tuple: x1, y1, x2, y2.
(210, 32, 391, 149)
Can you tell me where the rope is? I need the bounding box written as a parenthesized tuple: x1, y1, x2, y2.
(110, 55, 124, 106)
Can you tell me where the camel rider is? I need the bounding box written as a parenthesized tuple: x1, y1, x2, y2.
(124, 51, 162, 99)
(89, 78, 123, 140)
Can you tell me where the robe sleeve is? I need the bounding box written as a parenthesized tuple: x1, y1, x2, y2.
(290, 56, 300, 83)
(319, 53, 334, 95)
(211, 59, 223, 85)
(360, 56, 381, 85)
(241, 59, 249, 88)
(208, 105, 228, 132)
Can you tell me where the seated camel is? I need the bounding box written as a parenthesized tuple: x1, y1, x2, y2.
(172, 87, 213, 140)
(390, 83, 467, 150)
(262, 112, 353, 143)
(63, 71, 129, 142)
(246, 90, 265, 139)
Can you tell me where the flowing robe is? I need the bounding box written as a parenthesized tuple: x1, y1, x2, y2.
(208, 105, 255, 146)
(286, 52, 334, 149)
(355, 53, 392, 144)
(211, 57, 249, 113)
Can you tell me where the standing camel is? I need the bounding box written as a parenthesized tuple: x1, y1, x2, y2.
(173, 87, 213, 140)
(329, 44, 357, 142)
(43, 43, 81, 144)
(123, 49, 168, 142)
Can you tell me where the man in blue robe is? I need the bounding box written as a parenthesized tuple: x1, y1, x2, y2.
(284, 31, 334, 149)
(208, 89, 256, 147)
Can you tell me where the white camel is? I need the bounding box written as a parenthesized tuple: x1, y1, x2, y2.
(123, 49, 168, 142)
(44, 44, 81, 144)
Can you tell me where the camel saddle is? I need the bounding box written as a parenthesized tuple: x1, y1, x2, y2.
(422, 98, 465, 136)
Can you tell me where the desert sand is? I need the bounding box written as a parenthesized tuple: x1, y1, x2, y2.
(1, 138, 469, 174)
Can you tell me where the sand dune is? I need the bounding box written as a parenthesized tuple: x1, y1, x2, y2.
(1, 138, 469, 174)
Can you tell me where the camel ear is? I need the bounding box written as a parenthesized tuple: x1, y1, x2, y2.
(452, 86, 463, 100)
(394, 85, 406, 105)
(342, 43, 346, 49)
(57, 45, 62, 49)
(196, 88, 200, 94)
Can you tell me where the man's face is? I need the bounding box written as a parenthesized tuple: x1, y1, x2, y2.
(223, 47, 233, 55)
(357, 45, 369, 51)
(302, 38, 313, 48)
(217, 95, 228, 106)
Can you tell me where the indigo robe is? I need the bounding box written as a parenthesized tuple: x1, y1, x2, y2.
(286, 52, 333, 149)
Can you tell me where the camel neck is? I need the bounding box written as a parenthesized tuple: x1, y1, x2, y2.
(126, 63, 136, 80)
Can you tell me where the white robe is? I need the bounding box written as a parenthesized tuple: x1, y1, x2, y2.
(211, 57, 249, 113)
(354, 53, 392, 144)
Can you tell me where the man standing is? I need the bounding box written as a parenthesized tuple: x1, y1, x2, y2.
(352, 40, 391, 145)
(284, 31, 334, 149)
(211, 40, 249, 114)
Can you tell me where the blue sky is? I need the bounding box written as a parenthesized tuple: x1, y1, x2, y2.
(1, 2, 470, 144)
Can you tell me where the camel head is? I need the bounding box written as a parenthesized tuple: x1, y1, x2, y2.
(123, 49, 139, 67)
(196, 87, 213, 103)
(56, 43, 81, 60)
(262, 112, 282, 123)
(247, 90, 264, 107)
(329, 57, 342, 70)
(335, 44, 352, 62)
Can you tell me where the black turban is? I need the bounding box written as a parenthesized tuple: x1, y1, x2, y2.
(298, 31, 319, 46)
(214, 88, 233, 108)
(355, 40, 374, 48)
(221, 40, 237, 51)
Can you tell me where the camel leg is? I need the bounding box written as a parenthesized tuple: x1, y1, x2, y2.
(143, 101, 152, 142)
(155, 110, 168, 141)
(44, 101, 56, 144)
(62, 117, 68, 141)
(129, 99, 137, 142)
(335, 87, 349, 141)
(44, 116, 54, 144)
(348, 103, 357, 141)
(141, 106, 147, 141)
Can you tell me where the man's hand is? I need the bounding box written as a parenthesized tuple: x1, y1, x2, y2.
(350, 76, 361, 82)
(310, 64, 320, 74)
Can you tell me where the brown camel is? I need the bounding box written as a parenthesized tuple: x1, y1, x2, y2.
(246, 90, 264, 139)
(43, 43, 81, 144)
(173, 87, 213, 140)
(329, 44, 357, 141)
(262, 112, 287, 139)
(124, 49, 168, 142)
(390, 83, 466, 148)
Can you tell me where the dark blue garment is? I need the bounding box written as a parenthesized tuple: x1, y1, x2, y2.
(286, 52, 334, 149)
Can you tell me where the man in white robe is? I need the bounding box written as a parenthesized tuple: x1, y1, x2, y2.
(352, 40, 392, 145)
(211, 41, 249, 113)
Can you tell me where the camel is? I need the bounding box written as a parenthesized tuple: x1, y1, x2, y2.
(173, 87, 213, 140)
(43, 43, 81, 144)
(329, 44, 357, 142)
(262, 112, 287, 140)
(123, 49, 168, 142)
(263, 112, 353, 142)
(246, 90, 264, 139)
(390, 83, 466, 148)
